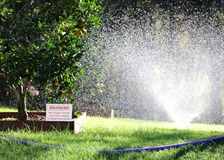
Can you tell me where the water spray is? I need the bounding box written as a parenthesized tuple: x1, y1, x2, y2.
(76, 8, 224, 126)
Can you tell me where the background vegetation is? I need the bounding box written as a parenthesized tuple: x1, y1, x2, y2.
(0, 0, 102, 120)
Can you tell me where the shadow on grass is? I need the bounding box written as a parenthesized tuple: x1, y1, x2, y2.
(173, 138, 224, 159)
(0, 139, 53, 160)
(94, 139, 224, 160)
(91, 129, 224, 160)
(95, 152, 127, 160)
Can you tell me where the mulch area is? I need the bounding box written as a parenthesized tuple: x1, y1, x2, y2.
(0, 106, 112, 121)
(27, 105, 113, 117)
(27, 114, 46, 121)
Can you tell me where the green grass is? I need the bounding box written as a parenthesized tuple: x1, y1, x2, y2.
(1, 107, 224, 159)
(0, 106, 42, 112)
(0, 106, 17, 112)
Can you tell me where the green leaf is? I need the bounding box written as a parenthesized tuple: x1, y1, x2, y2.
(80, 68, 85, 75)
(0, 2, 4, 6)
(38, 21, 43, 29)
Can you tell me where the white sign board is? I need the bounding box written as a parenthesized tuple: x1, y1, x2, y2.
(46, 104, 72, 121)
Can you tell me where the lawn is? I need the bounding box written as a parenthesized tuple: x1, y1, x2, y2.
(0, 106, 17, 112)
(1, 106, 224, 159)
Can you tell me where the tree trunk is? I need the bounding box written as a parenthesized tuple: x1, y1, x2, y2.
(13, 84, 28, 120)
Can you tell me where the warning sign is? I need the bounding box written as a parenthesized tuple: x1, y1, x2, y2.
(46, 104, 73, 121)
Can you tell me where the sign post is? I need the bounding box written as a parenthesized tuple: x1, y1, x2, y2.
(46, 104, 73, 121)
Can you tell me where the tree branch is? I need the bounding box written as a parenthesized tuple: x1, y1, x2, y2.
(12, 84, 20, 101)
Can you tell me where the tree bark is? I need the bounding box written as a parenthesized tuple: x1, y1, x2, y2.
(13, 84, 28, 120)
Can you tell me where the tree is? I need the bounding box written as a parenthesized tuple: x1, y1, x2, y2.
(0, 0, 102, 120)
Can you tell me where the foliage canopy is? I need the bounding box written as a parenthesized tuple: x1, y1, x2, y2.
(0, 0, 103, 120)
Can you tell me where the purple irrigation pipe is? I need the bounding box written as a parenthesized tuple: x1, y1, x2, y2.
(98, 135, 224, 153)
(1, 135, 224, 153)
(0, 136, 92, 151)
